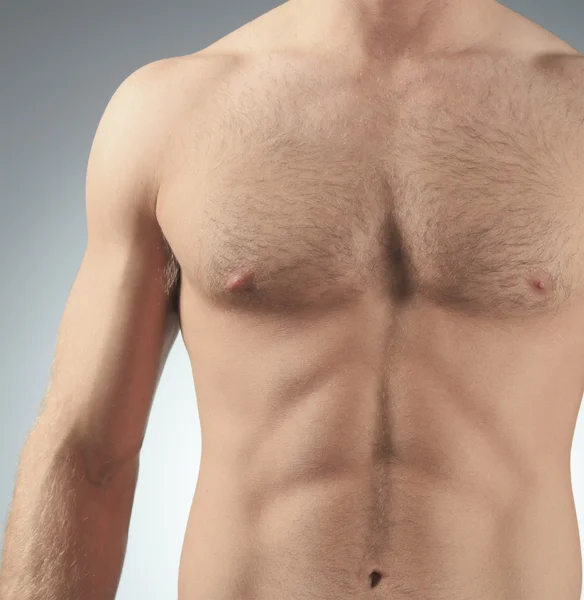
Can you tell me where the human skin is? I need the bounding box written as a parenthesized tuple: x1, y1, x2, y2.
(1, 1, 584, 598)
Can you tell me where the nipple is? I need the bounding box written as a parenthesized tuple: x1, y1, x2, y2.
(226, 270, 256, 293)
(368, 570, 382, 588)
(528, 270, 554, 294)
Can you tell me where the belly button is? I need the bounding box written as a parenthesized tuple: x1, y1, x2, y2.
(368, 570, 383, 588)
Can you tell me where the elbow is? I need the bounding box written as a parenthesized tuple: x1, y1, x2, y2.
(78, 442, 142, 487)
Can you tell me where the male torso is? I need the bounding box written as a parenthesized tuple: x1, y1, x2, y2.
(153, 1, 584, 598)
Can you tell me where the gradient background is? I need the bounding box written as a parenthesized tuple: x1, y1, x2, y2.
(1, 1, 583, 598)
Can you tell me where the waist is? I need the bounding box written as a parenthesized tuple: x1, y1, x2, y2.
(178, 459, 582, 600)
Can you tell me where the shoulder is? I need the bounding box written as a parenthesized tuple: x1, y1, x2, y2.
(534, 50, 584, 89)
(543, 53, 584, 131)
(529, 51, 584, 130)
(556, 53, 584, 90)
(92, 51, 242, 197)
(126, 50, 244, 97)
(105, 52, 236, 134)
(538, 53, 584, 190)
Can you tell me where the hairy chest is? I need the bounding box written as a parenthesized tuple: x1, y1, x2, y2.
(158, 54, 584, 321)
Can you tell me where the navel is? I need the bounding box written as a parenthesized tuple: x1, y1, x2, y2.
(225, 270, 256, 293)
(368, 570, 383, 588)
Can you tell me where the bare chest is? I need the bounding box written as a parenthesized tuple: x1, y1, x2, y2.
(158, 53, 584, 321)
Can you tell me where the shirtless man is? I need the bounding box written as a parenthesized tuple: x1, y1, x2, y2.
(1, 0, 583, 598)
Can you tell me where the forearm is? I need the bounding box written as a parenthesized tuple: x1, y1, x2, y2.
(0, 424, 139, 600)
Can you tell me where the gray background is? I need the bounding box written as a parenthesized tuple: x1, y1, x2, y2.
(1, 1, 583, 598)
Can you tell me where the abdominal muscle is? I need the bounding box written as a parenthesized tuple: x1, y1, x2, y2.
(176, 294, 584, 600)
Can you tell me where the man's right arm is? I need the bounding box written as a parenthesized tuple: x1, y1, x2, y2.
(0, 58, 181, 600)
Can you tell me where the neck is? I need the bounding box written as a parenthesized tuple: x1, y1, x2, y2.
(288, 0, 503, 59)
(343, 0, 485, 20)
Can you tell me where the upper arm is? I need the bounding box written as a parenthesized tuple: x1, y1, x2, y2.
(37, 60, 181, 478)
